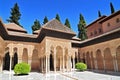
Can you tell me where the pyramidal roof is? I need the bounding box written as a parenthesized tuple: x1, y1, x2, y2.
(42, 19, 76, 35)
(4, 23, 27, 32)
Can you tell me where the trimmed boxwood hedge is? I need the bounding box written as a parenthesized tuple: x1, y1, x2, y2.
(75, 62, 87, 71)
(14, 62, 31, 75)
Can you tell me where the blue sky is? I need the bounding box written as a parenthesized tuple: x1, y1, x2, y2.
(0, 0, 120, 34)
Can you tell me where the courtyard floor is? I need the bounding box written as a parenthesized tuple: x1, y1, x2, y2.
(0, 70, 120, 80)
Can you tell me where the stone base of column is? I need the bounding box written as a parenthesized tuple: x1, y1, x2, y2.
(0, 64, 3, 72)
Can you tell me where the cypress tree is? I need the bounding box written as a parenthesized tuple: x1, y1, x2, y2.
(55, 14, 61, 22)
(78, 14, 87, 40)
(7, 3, 22, 27)
(110, 2, 115, 14)
(64, 18, 71, 28)
(98, 10, 102, 17)
(31, 19, 41, 32)
(43, 16, 48, 24)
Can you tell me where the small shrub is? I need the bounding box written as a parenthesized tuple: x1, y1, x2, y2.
(75, 62, 87, 71)
(14, 62, 31, 75)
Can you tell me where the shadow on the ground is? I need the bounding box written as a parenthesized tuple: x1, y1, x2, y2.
(90, 70, 120, 76)
(14, 74, 29, 76)
(75, 69, 86, 72)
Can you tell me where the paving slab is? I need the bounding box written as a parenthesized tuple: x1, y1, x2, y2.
(0, 71, 120, 80)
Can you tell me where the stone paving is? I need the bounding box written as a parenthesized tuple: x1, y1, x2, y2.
(0, 71, 120, 80)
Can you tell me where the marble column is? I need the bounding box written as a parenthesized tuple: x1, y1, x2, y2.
(0, 58, 3, 72)
(103, 58, 106, 71)
(63, 50, 65, 72)
(9, 45, 13, 72)
(95, 58, 98, 70)
(66, 56, 68, 72)
(9, 55, 12, 72)
(54, 48, 56, 73)
(28, 57, 32, 67)
(17, 47, 23, 63)
(46, 55, 48, 73)
(43, 56, 46, 72)
(114, 56, 118, 72)
(60, 56, 62, 71)
(42, 57, 44, 72)
(18, 56, 22, 63)
(47, 55, 50, 72)
(73, 57, 75, 71)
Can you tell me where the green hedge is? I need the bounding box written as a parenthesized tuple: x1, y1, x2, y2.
(75, 62, 87, 71)
(14, 62, 31, 75)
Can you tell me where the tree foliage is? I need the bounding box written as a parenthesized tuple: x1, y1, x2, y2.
(43, 16, 48, 24)
(110, 2, 115, 14)
(64, 18, 71, 28)
(7, 3, 22, 27)
(14, 62, 31, 75)
(55, 14, 61, 22)
(31, 19, 41, 32)
(98, 10, 102, 17)
(78, 14, 87, 40)
(75, 62, 87, 71)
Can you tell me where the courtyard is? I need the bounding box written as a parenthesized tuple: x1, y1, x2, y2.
(0, 71, 120, 80)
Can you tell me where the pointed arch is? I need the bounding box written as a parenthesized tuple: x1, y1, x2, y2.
(96, 49, 104, 70)
(31, 49, 39, 71)
(22, 48, 28, 63)
(56, 46, 63, 71)
(86, 52, 92, 69)
(50, 46, 54, 71)
(12, 47, 18, 69)
(64, 48, 68, 69)
(104, 48, 114, 71)
(116, 46, 120, 72)
(91, 52, 95, 69)
(3, 47, 10, 70)
(83, 53, 86, 63)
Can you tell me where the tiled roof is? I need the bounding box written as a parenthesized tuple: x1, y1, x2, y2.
(7, 31, 37, 38)
(33, 29, 40, 34)
(85, 16, 107, 28)
(4, 23, 27, 32)
(99, 10, 120, 23)
(42, 19, 76, 35)
(79, 27, 120, 44)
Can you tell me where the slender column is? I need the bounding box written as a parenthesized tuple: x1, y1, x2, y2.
(114, 56, 118, 72)
(54, 48, 56, 73)
(18, 48, 23, 63)
(44, 57, 46, 72)
(69, 56, 71, 71)
(47, 55, 50, 72)
(95, 58, 98, 70)
(18, 57, 22, 63)
(73, 57, 75, 71)
(66, 56, 68, 72)
(113, 56, 116, 72)
(9, 55, 12, 72)
(63, 50, 65, 72)
(85, 54, 87, 65)
(60, 56, 62, 71)
(103, 58, 106, 71)
(46, 55, 48, 73)
(90, 55, 93, 70)
(0, 57, 3, 72)
(28, 57, 32, 66)
(42, 58, 43, 72)
(43, 57, 45, 72)
(9, 43, 13, 72)
(42, 57, 44, 72)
